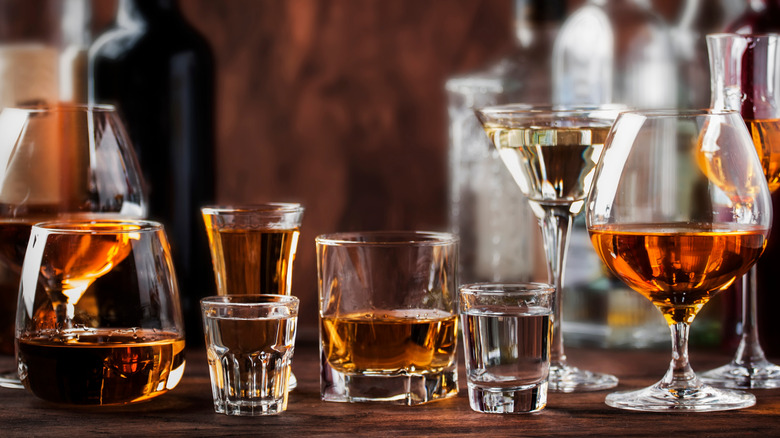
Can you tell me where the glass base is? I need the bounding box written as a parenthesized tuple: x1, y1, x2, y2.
(549, 363, 618, 393)
(320, 353, 458, 405)
(0, 369, 23, 389)
(215, 397, 287, 416)
(700, 360, 780, 389)
(467, 381, 547, 414)
(605, 381, 756, 412)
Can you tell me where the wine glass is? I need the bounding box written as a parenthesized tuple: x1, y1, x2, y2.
(0, 103, 146, 388)
(586, 109, 771, 411)
(16, 219, 185, 405)
(475, 105, 619, 392)
(700, 33, 780, 389)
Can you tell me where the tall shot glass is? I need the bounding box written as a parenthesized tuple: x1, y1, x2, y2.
(317, 231, 459, 405)
(460, 283, 553, 414)
(201, 203, 303, 389)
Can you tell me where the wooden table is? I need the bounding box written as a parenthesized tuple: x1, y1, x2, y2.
(1, 339, 778, 436)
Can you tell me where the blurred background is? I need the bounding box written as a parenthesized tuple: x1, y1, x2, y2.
(1, 0, 778, 355)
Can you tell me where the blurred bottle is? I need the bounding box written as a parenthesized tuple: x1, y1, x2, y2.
(669, 0, 733, 109)
(0, 0, 60, 109)
(90, 0, 216, 344)
(721, 0, 780, 357)
(59, 0, 92, 103)
(552, 0, 678, 349)
(445, 0, 564, 286)
(553, 0, 677, 108)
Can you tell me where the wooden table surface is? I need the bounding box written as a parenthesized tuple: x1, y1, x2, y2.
(1, 338, 778, 437)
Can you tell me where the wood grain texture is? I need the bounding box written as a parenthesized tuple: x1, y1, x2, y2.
(1, 344, 778, 436)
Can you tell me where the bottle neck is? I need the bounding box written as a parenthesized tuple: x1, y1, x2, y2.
(117, 0, 180, 27)
(514, 0, 565, 45)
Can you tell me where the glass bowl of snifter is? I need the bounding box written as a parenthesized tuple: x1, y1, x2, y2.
(15, 220, 186, 406)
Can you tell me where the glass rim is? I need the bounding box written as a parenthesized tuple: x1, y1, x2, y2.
(617, 108, 741, 118)
(459, 282, 555, 297)
(315, 230, 458, 246)
(475, 103, 628, 116)
(1, 102, 117, 114)
(32, 219, 163, 234)
(706, 32, 780, 41)
(475, 102, 630, 114)
(200, 294, 300, 308)
(201, 203, 304, 215)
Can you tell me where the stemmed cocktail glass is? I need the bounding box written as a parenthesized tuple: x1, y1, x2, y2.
(475, 105, 619, 392)
(587, 110, 770, 411)
(700, 33, 780, 389)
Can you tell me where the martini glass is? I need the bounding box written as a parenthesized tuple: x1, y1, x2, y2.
(587, 109, 770, 411)
(475, 105, 619, 392)
(700, 33, 780, 389)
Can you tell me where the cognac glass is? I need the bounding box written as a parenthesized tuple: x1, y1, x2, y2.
(587, 110, 770, 411)
(0, 104, 145, 388)
(16, 220, 185, 405)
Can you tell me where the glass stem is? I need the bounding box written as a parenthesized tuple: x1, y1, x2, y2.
(733, 265, 768, 368)
(537, 205, 573, 368)
(661, 321, 700, 390)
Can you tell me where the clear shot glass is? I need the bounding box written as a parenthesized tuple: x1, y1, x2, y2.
(201, 294, 299, 416)
(460, 283, 554, 413)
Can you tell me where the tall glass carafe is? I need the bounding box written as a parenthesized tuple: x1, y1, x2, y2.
(722, 0, 780, 362)
(446, 0, 564, 286)
(700, 33, 780, 389)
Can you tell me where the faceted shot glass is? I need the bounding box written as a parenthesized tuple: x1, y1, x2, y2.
(316, 231, 459, 405)
(201, 294, 299, 416)
(460, 283, 554, 413)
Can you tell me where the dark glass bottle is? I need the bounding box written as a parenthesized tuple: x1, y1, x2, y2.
(89, 0, 216, 344)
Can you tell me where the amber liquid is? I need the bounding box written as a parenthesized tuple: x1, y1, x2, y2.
(483, 125, 610, 212)
(589, 224, 767, 325)
(41, 222, 139, 307)
(17, 329, 185, 405)
(0, 220, 35, 354)
(205, 227, 299, 295)
(746, 118, 780, 192)
(321, 309, 458, 374)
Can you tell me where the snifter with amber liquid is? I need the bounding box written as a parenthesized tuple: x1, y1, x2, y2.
(586, 110, 770, 411)
(0, 104, 146, 389)
(16, 220, 185, 406)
